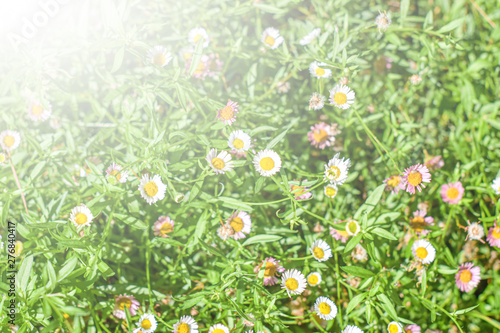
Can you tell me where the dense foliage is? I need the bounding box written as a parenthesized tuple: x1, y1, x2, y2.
(1, 0, 500, 332)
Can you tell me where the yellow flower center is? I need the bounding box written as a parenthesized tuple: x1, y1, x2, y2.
(75, 213, 88, 225)
(220, 105, 234, 120)
(211, 157, 225, 170)
(388, 324, 399, 333)
(193, 34, 203, 44)
(194, 61, 205, 75)
(387, 176, 401, 188)
(411, 216, 426, 232)
(264, 261, 276, 277)
(416, 247, 428, 259)
(446, 187, 459, 199)
(259, 157, 275, 171)
(141, 319, 152, 329)
(313, 129, 328, 143)
(291, 185, 305, 196)
(212, 329, 225, 333)
(459, 269, 472, 283)
(152, 53, 166, 66)
(3, 135, 15, 147)
(160, 222, 173, 235)
(313, 246, 324, 259)
(347, 221, 358, 234)
(117, 298, 132, 310)
(492, 227, 500, 239)
(144, 181, 159, 197)
(285, 277, 298, 291)
(0, 154, 5, 163)
(178, 323, 190, 333)
(308, 274, 318, 285)
(14, 241, 23, 256)
(325, 186, 337, 197)
(264, 35, 275, 46)
(318, 302, 331, 315)
(229, 216, 244, 232)
(338, 230, 349, 237)
(110, 170, 121, 181)
(408, 171, 422, 186)
(31, 104, 44, 115)
(315, 68, 325, 76)
(327, 166, 341, 179)
(233, 138, 244, 149)
(334, 92, 347, 105)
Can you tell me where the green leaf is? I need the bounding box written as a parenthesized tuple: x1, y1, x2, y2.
(266, 118, 299, 149)
(188, 38, 204, 77)
(344, 233, 362, 253)
(400, 0, 410, 24)
(57, 257, 78, 282)
(18, 255, 33, 293)
(437, 18, 465, 33)
(114, 213, 148, 229)
(354, 184, 385, 218)
(111, 47, 125, 73)
(377, 293, 399, 321)
(346, 292, 367, 314)
(370, 227, 398, 241)
(453, 305, 479, 316)
(340, 266, 375, 279)
(242, 235, 282, 246)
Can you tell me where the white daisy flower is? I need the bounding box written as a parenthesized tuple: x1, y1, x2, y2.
(307, 272, 322, 286)
(138, 174, 167, 205)
(324, 184, 338, 198)
(345, 219, 361, 236)
(329, 84, 355, 110)
(467, 222, 485, 241)
(206, 148, 234, 174)
(226, 211, 252, 240)
(324, 153, 351, 185)
(314, 296, 337, 321)
(309, 92, 326, 111)
(253, 149, 281, 177)
(69, 204, 94, 228)
(27, 101, 51, 122)
(261, 27, 284, 49)
(281, 269, 307, 296)
(208, 324, 230, 333)
(299, 28, 321, 45)
(136, 313, 157, 333)
(146, 45, 172, 67)
(310, 239, 332, 262)
(491, 177, 500, 195)
(228, 130, 251, 152)
(0, 130, 21, 151)
(309, 61, 332, 79)
(387, 321, 403, 333)
(0, 152, 6, 165)
(173, 315, 198, 333)
(411, 239, 436, 264)
(409, 74, 422, 85)
(188, 27, 210, 47)
(342, 325, 364, 333)
(375, 11, 392, 33)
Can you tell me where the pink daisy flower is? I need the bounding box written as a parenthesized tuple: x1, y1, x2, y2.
(383, 175, 405, 194)
(424, 154, 444, 170)
(404, 324, 421, 333)
(217, 100, 239, 125)
(153, 216, 174, 237)
(254, 257, 285, 286)
(455, 262, 480, 292)
(487, 222, 500, 248)
(112, 294, 140, 319)
(225, 211, 251, 240)
(290, 180, 313, 200)
(105, 162, 128, 183)
(330, 220, 349, 243)
(410, 210, 434, 237)
(307, 123, 340, 149)
(402, 164, 431, 194)
(440, 181, 464, 205)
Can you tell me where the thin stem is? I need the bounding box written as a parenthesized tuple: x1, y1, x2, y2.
(8, 151, 29, 215)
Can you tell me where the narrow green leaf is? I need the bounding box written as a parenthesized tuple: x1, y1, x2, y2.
(242, 235, 282, 246)
(340, 266, 375, 279)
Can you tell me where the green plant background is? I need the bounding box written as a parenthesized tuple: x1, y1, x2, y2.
(0, 0, 500, 332)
